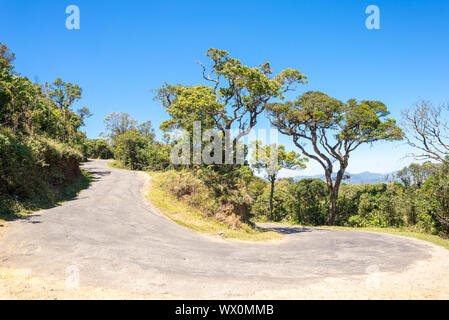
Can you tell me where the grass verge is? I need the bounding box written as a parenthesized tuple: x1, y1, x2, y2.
(0, 169, 93, 223)
(106, 160, 127, 170)
(145, 171, 283, 242)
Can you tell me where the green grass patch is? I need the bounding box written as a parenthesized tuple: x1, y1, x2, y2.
(107, 160, 128, 170)
(0, 169, 93, 221)
(146, 171, 283, 242)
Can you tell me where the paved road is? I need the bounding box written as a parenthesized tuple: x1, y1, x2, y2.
(0, 160, 437, 298)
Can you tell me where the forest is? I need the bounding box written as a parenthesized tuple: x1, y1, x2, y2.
(1, 43, 448, 239)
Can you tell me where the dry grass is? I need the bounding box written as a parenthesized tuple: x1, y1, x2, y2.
(145, 171, 283, 242)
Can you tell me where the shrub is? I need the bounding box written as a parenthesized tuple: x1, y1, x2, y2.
(83, 139, 114, 159)
(161, 166, 256, 229)
(288, 179, 328, 225)
(252, 180, 292, 222)
(0, 128, 82, 216)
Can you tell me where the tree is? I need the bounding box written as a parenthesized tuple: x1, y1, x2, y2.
(156, 48, 307, 163)
(84, 139, 114, 159)
(103, 112, 137, 142)
(47, 78, 82, 111)
(0, 43, 15, 70)
(396, 162, 440, 188)
(113, 129, 148, 170)
(46, 78, 88, 144)
(0, 46, 84, 142)
(402, 100, 449, 163)
(251, 142, 307, 219)
(137, 120, 155, 140)
(77, 107, 93, 127)
(268, 91, 403, 225)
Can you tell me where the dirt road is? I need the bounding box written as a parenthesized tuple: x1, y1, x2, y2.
(1, 160, 448, 299)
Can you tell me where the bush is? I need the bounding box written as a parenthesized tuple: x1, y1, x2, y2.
(252, 180, 292, 222)
(162, 166, 256, 229)
(83, 139, 114, 159)
(288, 179, 328, 225)
(421, 166, 449, 236)
(0, 128, 82, 216)
(139, 142, 172, 171)
(112, 129, 172, 171)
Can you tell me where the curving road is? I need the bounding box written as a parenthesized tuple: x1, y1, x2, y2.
(0, 160, 447, 298)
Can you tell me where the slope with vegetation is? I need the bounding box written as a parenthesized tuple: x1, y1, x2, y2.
(104, 48, 449, 245)
(0, 43, 91, 218)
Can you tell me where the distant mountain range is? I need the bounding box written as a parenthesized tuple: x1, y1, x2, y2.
(293, 171, 397, 185)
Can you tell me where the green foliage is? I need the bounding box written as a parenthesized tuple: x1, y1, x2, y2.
(251, 142, 307, 180)
(0, 47, 89, 149)
(109, 118, 171, 171)
(0, 43, 90, 217)
(268, 90, 404, 225)
(0, 128, 83, 217)
(113, 129, 149, 170)
(347, 184, 403, 228)
(102, 112, 138, 142)
(162, 167, 255, 229)
(138, 142, 172, 171)
(251, 178, 328, 224)
(250, 141, 308, 218)
(252, 180, 293, 222)
(395, 162, 439, 188)
(151, 48, 308, 225)
(288, 179, 328, 225)
(0, 43, 15, 70)
(156, 48, 307, 152)
(422, 163, 449, 235)
(83, 139, 114, 159)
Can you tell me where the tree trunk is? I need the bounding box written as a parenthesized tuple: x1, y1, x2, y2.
(325, 165, 346, 225)
(326, 191, 337, 226)
(269, 177, 275, 220)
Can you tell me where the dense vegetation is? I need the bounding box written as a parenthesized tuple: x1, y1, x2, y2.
(104, 48, 449, 239)
(251, 161, 449, 237)
(0, 43, 90, 217)
(3, 43, 447, 240)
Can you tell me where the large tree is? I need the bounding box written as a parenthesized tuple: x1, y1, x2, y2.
(102, 112, 138, 142)
(156, 48, 307, 163)
(268, 91, 403, 225)
(402, 100, 449, 163)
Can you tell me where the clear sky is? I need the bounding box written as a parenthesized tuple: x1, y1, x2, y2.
(1, 0, 448, 175)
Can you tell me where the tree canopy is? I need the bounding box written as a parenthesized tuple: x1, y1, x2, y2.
(268, 91, 404, 224)
(156, 48, 307, 162)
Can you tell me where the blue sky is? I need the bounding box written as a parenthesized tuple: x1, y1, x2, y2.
(1, 0, 448, 175)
